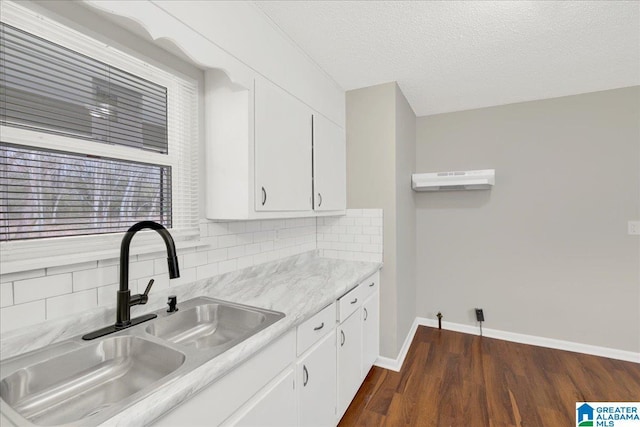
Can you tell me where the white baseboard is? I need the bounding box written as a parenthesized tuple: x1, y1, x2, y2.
(374, 317, 422, 372)
(374, 317, 639, 371)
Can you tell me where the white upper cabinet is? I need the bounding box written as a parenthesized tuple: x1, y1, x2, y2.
(313, 115, 346, 212)
(80, 1, 346, 220)
(255, 78, 313, 212)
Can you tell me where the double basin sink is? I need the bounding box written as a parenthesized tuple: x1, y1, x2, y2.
(0, 297, 285, 426)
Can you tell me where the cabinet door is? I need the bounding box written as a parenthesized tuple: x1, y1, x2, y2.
(361, 292, 380, 378)
(313, 115, 346, 211)
(336, 310, 363, 418)
(297, 330, 337, 427)
(254, 77, 312, 212)
(231, 370, 296, 427)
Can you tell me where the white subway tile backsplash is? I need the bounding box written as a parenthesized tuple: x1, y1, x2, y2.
(227, 222, 246, 234)
(183, 251, 208, 269)
(363, 226, 380, 235)
(355, 217, 371, 226)
(136, 250, 169, 262)
(1, 300, 46, 333)
(362, 209, 382, 217)
(196, 263, 219, 280)
(218, 259, 237, 275)
(318, 209, 383, 263)
(154, 258, 169, 275)
(1, 211, 382, 331)
(208, 223, 229, 236)
(228, 245, 245, 259)
(348, 226, 363, 235)
(46, 289, 97, 320)
(244, 243, 262, 255)
(354, 235, 371, 244)
(245, 221, 262, 233)
(339, 234, 354, 243)
(263, 219, 284, 231)
(1, 282, 13, 308)
(208, 248, 228, 263)
(235, 233, 253, 245)
(170, 267, 197, 288)
(260, 240, 275, 252)
(14, 274, 72, 304)
(128, 260, 154, 280)
(218, 234, 238, 248)
(73, 265, 118, 291)
(97, 284, 118, 307)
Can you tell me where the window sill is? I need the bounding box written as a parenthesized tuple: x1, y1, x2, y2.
(0, 228, 202, 274)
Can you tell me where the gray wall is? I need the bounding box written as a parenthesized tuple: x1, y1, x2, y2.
(394, 88, 417, 352)
(415, 87, 640, 352)
(346, 82, 417, 358)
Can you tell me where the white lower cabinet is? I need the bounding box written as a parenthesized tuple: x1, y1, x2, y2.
(361, 292, 380, 378)
(226, 369, 296, 427)
(297, 330, 337, 427)
(336, 310, 363, 418)
(152, 330, 295, 427)
(153, 272, 380, 427)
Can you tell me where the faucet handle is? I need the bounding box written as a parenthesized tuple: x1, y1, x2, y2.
(143, 279, 154, 297)
(128, 279, 154, 306)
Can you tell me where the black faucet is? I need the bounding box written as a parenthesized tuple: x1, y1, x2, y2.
(83, 221, 180, 340)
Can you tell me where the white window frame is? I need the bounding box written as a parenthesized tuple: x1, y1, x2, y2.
(0, 1, 199, 273)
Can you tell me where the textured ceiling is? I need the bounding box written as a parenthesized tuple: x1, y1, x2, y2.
(254, 1, 640, 116)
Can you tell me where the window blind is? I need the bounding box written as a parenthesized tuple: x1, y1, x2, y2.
(0, 22, 168, 154)
(0, 1, 198, 250)
(0, 143, 172, 241)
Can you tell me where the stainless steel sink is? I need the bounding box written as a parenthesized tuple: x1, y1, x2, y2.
(0, 336, 185, 426)
(146, 298, 285, 350)
(0, 296, 285, 426)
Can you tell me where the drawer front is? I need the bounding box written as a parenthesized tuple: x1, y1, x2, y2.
(337, 285, 362, 323)
(297, 302, 336, 356)
(360, 271, 380, 301)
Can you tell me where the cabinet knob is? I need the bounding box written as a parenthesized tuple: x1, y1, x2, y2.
(261, 187, 267, 206)
(350, 298, 358, 305)
(303, 365, 309, 386)
(317, 193, 322, 207)
(340, 330, 345, 347)
(364, 307, 368, 321)
(369, 282, 375, 287)
(313, 322, 324, 331)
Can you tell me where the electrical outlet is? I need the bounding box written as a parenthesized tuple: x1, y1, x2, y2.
(475, 308, 485, 322)
(629, 221, 640, 235)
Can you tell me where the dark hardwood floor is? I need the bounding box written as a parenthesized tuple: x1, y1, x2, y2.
(339, 326, 640, 427)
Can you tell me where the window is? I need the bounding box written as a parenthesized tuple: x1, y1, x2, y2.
(0, 2, 197, 264)
(1, 143, 172, 240)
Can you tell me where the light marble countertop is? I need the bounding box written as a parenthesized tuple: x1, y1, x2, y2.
(0, 251, 381, 426)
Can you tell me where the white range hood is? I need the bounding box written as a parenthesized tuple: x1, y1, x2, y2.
(411, 169, 495, 192)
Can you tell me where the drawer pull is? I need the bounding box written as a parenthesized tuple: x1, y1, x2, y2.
(340, 330, 345, 347)
(364, 307, 368, 321)
(369, 282, 375, 287)
(313, 322, 324, 331)
(350, 298, 358, 305)
(303, 365, 309, 386)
